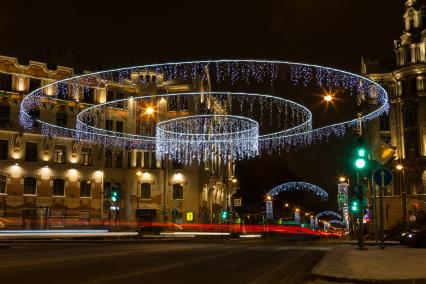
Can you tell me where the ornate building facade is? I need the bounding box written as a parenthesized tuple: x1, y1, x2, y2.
(0, 55, 236, 229)
(363, 0, 426, 229)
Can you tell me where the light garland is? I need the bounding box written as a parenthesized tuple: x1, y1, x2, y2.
(19, 60, 389, 165)
(315, 211, 342, 220)
(267, 182, 329, 200)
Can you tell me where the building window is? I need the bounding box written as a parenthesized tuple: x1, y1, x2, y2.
(0, 73, 12, 91)
(83, 87, 95, 104)
(25, 142, 38, 162)
(0, 101, 11, 127)
(143, 151, 150, 168)
(29, 78, 41, 92)
(179, 95, 188, 111)
(53, 145, 66, 163)
(53, 179, 65, 196)
(127, 151, 132, 169)
(115, 151, 123, 168)
(80, 181, 91, 197)
(172, 184, 183, 200)
(0, 139, 7, 160)
(81, 147, 92, 166)
(24, 177, 37, 195)
(106, 90, 114, 101)
(0, 175, 6, 194)
(57, 83, 68, 99)
(28, 108, 40, 127)
(141, 183, 151, 199)
(172, 160, 184, 169)
(404, 131, 419, 159)
(116, 121, 123, 133)
(168, 96, 178, 112)
(106, 119, 113, 131)
(136, 152, 142, 168)
(116, 92, 125, 108)
(56, 112, 68, 127)
(403, 106, 418, 128)
(379, 114, 390, 132)
(105, 150, 112, 168)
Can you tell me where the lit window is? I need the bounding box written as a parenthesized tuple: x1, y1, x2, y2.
(81, 147, 92, 166)
(54, 145, 66, 164)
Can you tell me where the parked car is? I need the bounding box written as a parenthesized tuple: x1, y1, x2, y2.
(400, 228, 426, 248)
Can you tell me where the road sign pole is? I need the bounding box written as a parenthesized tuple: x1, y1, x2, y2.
(372, 167, 392, 249)
(379, 185, 385, 249)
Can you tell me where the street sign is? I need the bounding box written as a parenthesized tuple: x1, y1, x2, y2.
(186, 211, 194, 222)
(372, 143, 396, 165)
(373, 168, 393, 187)
(233, 198, 242, 207)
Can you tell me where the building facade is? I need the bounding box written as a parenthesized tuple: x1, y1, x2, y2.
(363, 0, 426, 229)
(0, 55, 236, 230)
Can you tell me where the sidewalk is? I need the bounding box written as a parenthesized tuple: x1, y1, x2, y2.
(310, 245, 426, 283)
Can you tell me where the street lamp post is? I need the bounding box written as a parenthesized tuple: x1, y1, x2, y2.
(396, 163, 407, 222)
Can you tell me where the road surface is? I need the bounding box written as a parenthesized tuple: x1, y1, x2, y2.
(0, 237, 335, 284)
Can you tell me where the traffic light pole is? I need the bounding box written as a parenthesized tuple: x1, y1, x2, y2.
(357, 173, 367, 250)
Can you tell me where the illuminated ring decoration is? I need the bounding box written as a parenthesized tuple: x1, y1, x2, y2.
(329, 220, 344, 226)
(19, 59, 389, 164)
(315, 211, 342, 220)
(75, 92, 312, 162)
(156, 114, 259, 164)
(267, 182, 328, 200)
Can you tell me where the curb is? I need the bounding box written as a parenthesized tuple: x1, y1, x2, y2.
(309, 273, 426, 284)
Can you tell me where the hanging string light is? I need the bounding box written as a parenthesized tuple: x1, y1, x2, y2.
(19, 60, 389, 165)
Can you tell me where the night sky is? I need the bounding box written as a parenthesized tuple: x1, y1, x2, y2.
(0, 1, 406, 211)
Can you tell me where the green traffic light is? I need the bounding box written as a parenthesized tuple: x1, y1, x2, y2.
(351, 201, 359, 212)
(357, 148, 366, 157)
(355, 158, 366, 169)
(111, 191, 118, 202)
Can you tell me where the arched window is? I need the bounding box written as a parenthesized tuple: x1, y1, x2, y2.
(24, 177, 37, 195)
(0, 175, 6, 194)
(172, 184, 183, 200)
(53, 179, 65, 196)
(141, 183, 151, 199)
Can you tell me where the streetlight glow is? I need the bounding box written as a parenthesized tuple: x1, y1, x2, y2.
(324, 94, 333, 102)
(145, 107, 155, 115)
(136, 170, 142, 176)
(396, 164, 403, 171)
(339, 177, 346, 183)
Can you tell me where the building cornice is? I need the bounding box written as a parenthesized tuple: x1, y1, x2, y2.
(0, 55, 73, 80)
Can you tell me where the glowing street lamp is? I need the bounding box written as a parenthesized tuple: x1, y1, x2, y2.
(145, 107, 155, 115)
(396, 164, 403, 171)
(339, 176, 346, 183)
(324, 94, 333, 102)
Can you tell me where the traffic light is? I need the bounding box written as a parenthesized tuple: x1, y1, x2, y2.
(350, 200, 360, 213)
(220, 209, 228, 221)
(354, 137, 367, 170)
(111, 185, 121, 203)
